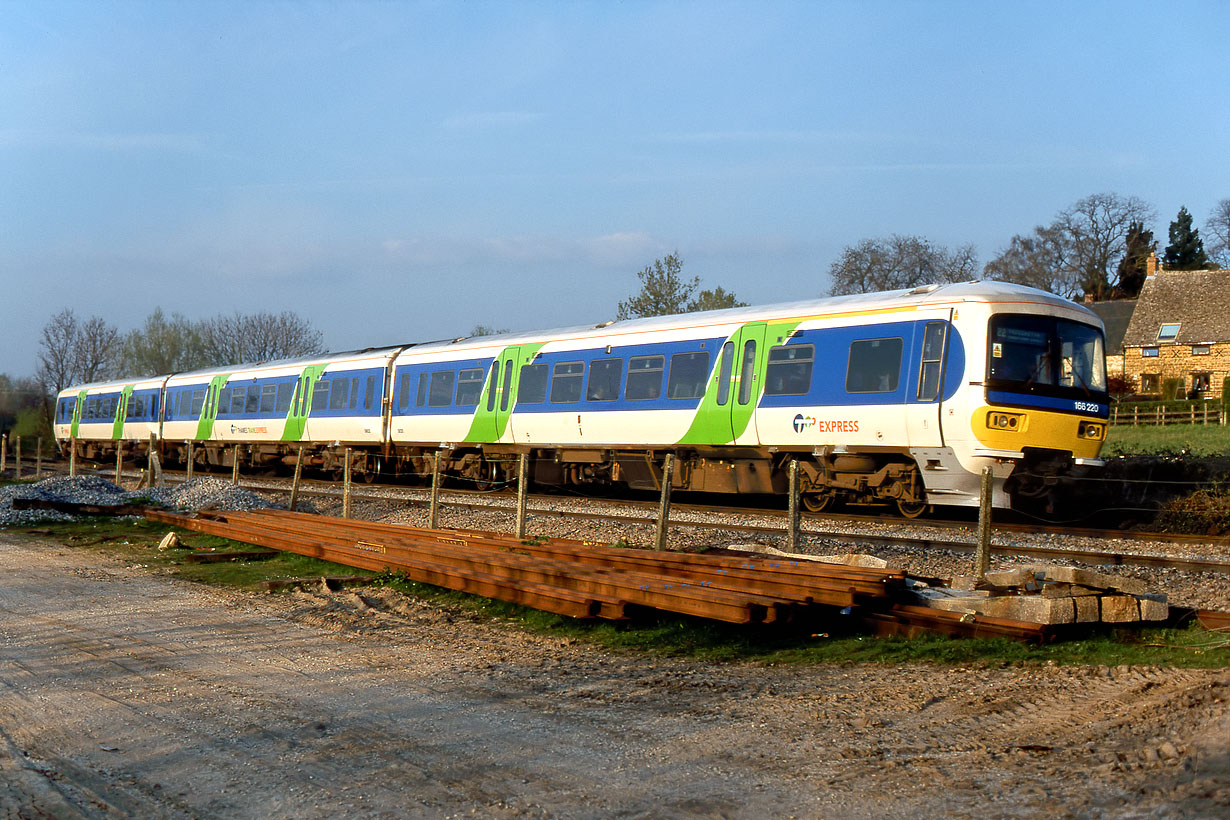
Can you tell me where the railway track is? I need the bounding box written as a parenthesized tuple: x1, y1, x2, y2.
(15, 463, 1230, 577)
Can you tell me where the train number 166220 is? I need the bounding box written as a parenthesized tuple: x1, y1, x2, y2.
(1074, 400, 1100, 413)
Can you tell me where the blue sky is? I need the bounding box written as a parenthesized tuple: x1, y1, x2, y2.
(2, 0, 1227, 379)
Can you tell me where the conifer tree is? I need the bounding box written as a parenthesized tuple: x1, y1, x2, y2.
(1163, 206, 1210, 270)
(1114, 221, 1155, 297)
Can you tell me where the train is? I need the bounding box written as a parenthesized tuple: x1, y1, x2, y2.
(54, 281, 1110, 516)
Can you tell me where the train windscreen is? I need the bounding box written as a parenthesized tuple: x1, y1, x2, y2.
(986, 314, 1107, 401)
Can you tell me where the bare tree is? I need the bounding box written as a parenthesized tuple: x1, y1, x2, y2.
(36, 309, 79, 395)
(828, 235, 978, 296)
(198, 311, 325, 366)
(985, 193, 1155, 300)
(1205, 198, 1230, 267)
(73, 316, 122, 383)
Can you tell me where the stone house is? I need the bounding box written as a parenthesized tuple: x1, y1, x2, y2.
(1121, 255, 1230, 399)
(1086, 298, 1136, 382)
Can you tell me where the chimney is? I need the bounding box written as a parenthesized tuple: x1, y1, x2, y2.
(1146, 252, 1159, 278)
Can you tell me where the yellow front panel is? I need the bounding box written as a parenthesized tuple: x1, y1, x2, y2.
(972, 407, 1105, 458)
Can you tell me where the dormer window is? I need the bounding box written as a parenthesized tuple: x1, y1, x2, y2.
(1157, 323, 1181, 341)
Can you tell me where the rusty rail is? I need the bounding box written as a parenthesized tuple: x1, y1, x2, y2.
(147, 508, 910, 625)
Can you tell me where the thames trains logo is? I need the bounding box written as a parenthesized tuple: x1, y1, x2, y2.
(794, 414, 858, 434)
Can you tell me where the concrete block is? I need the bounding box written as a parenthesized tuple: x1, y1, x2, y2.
(983, 569, 1038, 590)
(1041, 582, 1101, 599)
(1100, 595, 1141, 623)
(927, 594, 1076, 624)
(1027, 565, 1148, 596)
(1074, 595, 1101, 623)
(1138, 597, 1169, 621)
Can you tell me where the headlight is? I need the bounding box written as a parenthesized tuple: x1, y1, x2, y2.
(987, 411, 1024, 431)
(1077, 421, 1106, 440)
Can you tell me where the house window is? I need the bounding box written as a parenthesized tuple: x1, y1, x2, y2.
(1157, 323, 1180, 341)
(1142, 347, 1159, 358)
(1192, 344, 1210, 356)
(1140, 373, 1160, 393)
(1192, 373, 1211, 393)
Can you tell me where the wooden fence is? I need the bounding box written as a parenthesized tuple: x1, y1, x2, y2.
(1109, 399, 1228, 426)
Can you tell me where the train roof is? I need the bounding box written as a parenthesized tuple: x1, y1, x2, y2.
(60, 281, 1098, 395)
(405, 280, 1099, 353)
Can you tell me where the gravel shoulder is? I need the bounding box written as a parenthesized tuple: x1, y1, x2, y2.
(1, 531, 1228, 820)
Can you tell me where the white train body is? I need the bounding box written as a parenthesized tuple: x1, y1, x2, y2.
(55, 282, 1109, 513)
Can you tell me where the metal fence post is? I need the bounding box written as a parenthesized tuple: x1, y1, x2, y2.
(974, 466, 993, 578)
(515, 452, 530, 539)
(69, 438, 77, 477)
(231, 446, 241, 486)
(115, 447, 123, 487)
(1, 433, 6, 476)
(654, 452, 675, 551)
(36, 437, 43, 479)
(186, 440, 194, 483)
(14, 436, 21, 480)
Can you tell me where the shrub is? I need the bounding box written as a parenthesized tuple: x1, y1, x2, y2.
(1155, 490, 1230, 536)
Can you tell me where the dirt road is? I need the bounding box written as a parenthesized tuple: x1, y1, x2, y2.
(0, 533, 1226, 819)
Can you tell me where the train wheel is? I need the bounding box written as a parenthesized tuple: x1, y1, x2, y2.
(802, 491, 834, 513)
(896, 498, 929, 519)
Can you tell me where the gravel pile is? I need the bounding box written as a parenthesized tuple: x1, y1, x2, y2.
(0, 475, 278, 527)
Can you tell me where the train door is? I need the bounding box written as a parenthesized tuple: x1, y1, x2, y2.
(195, 376, 229, 441)
(282, 365, 328, 442)
(730, 323, 766, 445)
(904, 315, 950, 448)
(493, 346, 522, 442)
(112, 385, 134, 440)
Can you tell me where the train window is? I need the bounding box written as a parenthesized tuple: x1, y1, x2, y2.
(486, 363, 500, 412)
(313, 379, 331, 411)
(398, 373, 411, 410)
(765, 345, 814, 396)
(428, 370, 455, 407)
(500, 360, 513, 411)
(625, 355, 665, 400)
(455, 368, 484, 407)
(349, 378, 359, 410)
(228, 387, 244, 415)
(416, 373, 428, 407)
(260, 384, 277, 413)
(518, 363, 548, 404)
(917, 322, 947, 401)
(667, 351, 711, 400)
(364, 376, 375, 411)
(151, 395, 158, 420)
(586, 358, 622, 402)
(190, 390, 205, 416)
(845, 338, 903, 393)
(330, 379, 350, 410)
(276, 382, 294, 413)
(738, 340, 757, 405)
(550, 361, 584, 403)
(245, 385, 261, 414)
(716, 342, 735, 405)
(219, 387, 232, 415)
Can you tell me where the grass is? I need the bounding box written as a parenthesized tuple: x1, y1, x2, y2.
(10, 516, 1229, 670)
(1103, 424, 1230, 457)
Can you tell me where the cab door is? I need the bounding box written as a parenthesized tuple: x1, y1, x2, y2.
(729, 323, 766, 445)
(905, 315, 951, 447)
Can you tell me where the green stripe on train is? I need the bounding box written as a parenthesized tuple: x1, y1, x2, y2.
(675, 319, 802, 446)
(461, 342, 548, 443)
(112, 385, 135, 440)
(282, 364, 329, 441)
